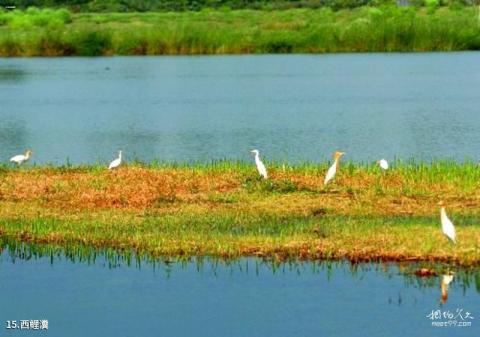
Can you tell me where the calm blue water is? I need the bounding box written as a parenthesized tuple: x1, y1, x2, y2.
(0, 247, 478, 337)
(1, 53, 480, 165)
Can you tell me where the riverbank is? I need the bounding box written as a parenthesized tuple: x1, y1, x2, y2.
(1, 6, 480, 56)
(0, 162, 478, 265)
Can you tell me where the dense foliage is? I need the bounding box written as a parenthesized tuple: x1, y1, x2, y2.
(1, 0, 477, 12)
(1, 6, 480, 56)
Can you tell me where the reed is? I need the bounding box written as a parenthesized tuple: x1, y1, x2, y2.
(1, 6, 480, 56)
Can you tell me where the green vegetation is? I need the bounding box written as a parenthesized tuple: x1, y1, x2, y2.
(0, 0, 393, 12)
(0, 161, 478, 265)
(1, 6, 480, 56)
(1, 0, 477, 12)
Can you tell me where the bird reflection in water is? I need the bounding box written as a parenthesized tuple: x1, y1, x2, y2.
(440, 273, 454, 305)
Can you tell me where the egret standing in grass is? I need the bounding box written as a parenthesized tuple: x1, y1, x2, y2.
(377, 159, 389, 171)
(324, 151, 345, 185)
(108, 150, 122, 170)
(10, 150, 33, 165)
(251, 149, 267, 179)
(439, 201, 456, 244)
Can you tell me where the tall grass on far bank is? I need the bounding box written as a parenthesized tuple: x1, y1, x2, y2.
(1, 6, 480, 56)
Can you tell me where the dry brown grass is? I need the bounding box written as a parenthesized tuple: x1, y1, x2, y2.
(0, 167, 241, 210)
(0, 165, 478, 265)
(0, 167, 478, 216)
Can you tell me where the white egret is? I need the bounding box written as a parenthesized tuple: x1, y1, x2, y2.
(10, 150, 33, 165)
(251, 149, 267, 179)
(108, 150, 122, 170)
(377, 159, 389, 171)
(324, 151, 345, 185)
(439, 201, 456, 244)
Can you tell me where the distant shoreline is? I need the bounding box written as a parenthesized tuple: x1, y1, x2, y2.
(1, 6, 480, 57)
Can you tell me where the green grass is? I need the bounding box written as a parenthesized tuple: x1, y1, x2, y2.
(0, 212, 479, 265)
(0, 160, 478, 265)
(0, 0, 382, 13)
(1, 6, 480, 56)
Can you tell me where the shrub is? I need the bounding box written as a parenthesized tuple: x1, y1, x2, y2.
(69, 30, 112, 56)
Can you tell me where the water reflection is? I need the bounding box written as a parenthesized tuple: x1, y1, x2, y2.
(440, 273, 455, 305)
(1, 238, 479, 295)
(0, 239, 479, 337)
(0, 67, 27, 82)
(0, 120, 29, 157)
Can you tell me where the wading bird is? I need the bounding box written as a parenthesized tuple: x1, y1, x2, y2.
(108, 150, 122, 170)
(251, 149, 267, 179)
(377, 159, 389, 171)
(10, 150, 33, 165)
(324, 151, 345, 185)
(439, 201, 456, 244)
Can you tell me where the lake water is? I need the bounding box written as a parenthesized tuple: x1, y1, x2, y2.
(0, 243, 479, 337)
(1, 53, 480, 165)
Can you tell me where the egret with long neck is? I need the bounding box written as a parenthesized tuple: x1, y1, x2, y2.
(10, 150, 33, 165)
(439, 201, 456, 244)
(251, 149, 267, 179)
(108, 150, 122, 170)
(324, 151, 345, 185)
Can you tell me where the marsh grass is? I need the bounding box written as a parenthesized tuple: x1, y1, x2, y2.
(1, 237, 480, 289)
(3, 237, 480, 291)
(0, 160, 478, 265)
(1, 6, 480, 56)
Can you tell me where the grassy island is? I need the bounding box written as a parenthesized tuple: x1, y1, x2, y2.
(0, 161, 478, 266)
